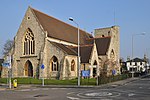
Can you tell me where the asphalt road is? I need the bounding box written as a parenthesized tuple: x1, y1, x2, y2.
(0, 76, 150, 100)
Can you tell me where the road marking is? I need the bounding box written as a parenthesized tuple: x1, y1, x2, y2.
(51, 88, 66, 90)
(128, 93, 136, 97)
(67, 96, 79, 100)
(85, 92, 113, 96)
(18, 89, 31, 91)
(67, 92, 75, 95)
(111, 85, 117, 87)
(16, 88, 50, 92)
(41, 88, 49, 90)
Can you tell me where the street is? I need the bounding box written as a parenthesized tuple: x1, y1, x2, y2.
(0, 76, 150, 100)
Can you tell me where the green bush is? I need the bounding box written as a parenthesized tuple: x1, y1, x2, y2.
(98, 74, 129, 85)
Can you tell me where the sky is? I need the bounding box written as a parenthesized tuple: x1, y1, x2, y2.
(0, 0, 150, 61)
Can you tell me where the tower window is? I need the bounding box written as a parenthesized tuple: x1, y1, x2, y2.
(108, 31, 110, 36)
(27, 16, 30, 20)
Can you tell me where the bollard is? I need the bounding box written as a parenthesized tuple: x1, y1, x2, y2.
(13, 79, 17, 88)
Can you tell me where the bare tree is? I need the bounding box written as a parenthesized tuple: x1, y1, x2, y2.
(2, 39, 14, 56)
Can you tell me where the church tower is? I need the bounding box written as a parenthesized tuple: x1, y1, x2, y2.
(94, 26, 120, 75)
(94, 26, 120, 61)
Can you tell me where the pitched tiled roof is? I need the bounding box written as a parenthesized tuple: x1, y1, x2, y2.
(127, 58, 145, 62)
(86, 37, 111, 55)
(29, 7, 111, 63)
(80, 45, 93, 63)
(95, 37, 111, 55)
(70, 45, 93, 63)
(50, 41, 77, 56)
(31, 7, 93, 45)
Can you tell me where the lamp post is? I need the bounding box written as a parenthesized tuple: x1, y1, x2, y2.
(69, 17, 80, 86)
(132, 33, 145, 78)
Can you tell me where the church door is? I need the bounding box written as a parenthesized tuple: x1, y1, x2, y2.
(24, 60, 33, 77)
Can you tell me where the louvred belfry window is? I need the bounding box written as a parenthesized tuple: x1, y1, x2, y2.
(24, 28, 35, 55)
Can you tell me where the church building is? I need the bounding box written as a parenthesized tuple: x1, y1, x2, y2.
(2, 7, 120, 79)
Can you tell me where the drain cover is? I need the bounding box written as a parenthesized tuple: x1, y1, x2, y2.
(34, 94, 48, 97)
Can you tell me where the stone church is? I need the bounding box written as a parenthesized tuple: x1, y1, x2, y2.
(2, 7, 120, 79)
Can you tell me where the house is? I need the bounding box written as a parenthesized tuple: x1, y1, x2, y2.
(2, 7, 120, 79)
(126, 58, 149, 75)
(120, 58, 127, 74)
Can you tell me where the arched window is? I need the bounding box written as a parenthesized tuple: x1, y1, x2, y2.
(93, 60, 97, 65)
(24, 28, 35, 55)
(98, 57, 102, 66)
(110, 49, 115, 60)
(108, 31, 110, 36)
(93, 60, 97, 77)
(71, 60, 75, 71)
(51, 56, 58, 71)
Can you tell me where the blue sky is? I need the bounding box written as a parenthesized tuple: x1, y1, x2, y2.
(0, 0, 150, 61)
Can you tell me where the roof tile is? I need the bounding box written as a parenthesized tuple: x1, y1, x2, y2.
(31, 8, 93, 45)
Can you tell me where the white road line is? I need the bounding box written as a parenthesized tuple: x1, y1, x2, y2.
(41, 88, 49, 90)
(67, 96, 79, 100)
(67, 92, 75, 95)
(17, 88, 50, 92)
(18, 89, 31, 91)
(51, 88, 66, 90)
(128, 93, 136, 97)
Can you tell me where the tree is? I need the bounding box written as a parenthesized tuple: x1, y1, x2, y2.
(2, 39, 14, 56)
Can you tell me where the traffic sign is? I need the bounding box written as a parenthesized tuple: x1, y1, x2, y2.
(112, 70, 116, 75)
(82, 70, 90, 77)
(41, 64, 45, 69)
(2, 63, 10, 67)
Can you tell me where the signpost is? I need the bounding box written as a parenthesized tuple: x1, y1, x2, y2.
(81, 70, 90, 85)
(2, 55, 12, 89)
(41, 64, 45, 86)
(112, 69, 116, 81)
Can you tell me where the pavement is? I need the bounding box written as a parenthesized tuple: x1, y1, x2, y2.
(0, 76, 143, 91)
(106, 77, 139, 87)
(0, 84, 8, 91)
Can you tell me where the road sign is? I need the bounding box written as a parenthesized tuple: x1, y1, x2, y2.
(2, 63, 10, 67)
(40, 64, 45, 86)
(82, 70, 90, 77)
(2, 55, 11, 69)
(41, 64, 45, 69)
(112, 70, 116, 75)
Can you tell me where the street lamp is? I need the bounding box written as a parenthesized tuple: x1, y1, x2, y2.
(69, 17, 80, 86)
(132, 33, 145, 78)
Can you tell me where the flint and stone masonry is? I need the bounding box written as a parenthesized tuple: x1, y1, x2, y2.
(2, 7, 120, 79)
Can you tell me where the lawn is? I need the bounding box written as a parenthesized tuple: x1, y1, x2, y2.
(0, 77, 97, 86)
(0, 74, 129, 86)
